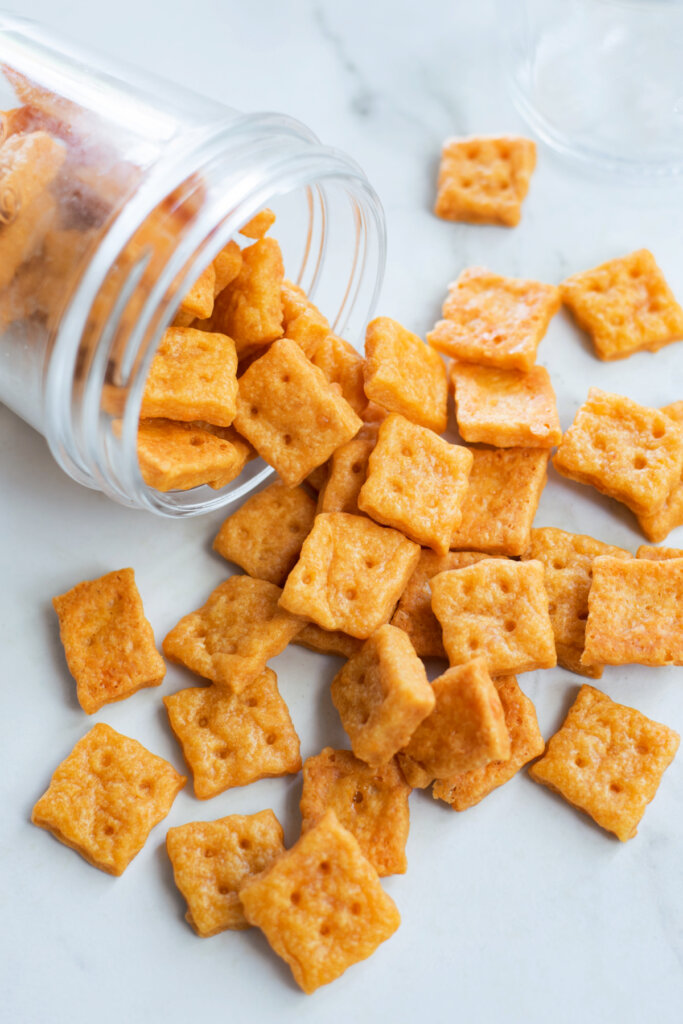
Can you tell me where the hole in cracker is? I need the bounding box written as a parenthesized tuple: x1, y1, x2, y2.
(577, 610, 588, 621)
(218, 885, 231, 896)
(352, 462, 362, 474)
(468, 638, 479, 651)
(204, 848, 216, 858)
(217, 747, 230, 759)
(365, 558, 376, 569)
(358, 673, 366, 685)
(198, 716, 209, 727)
(345, 588, 357, 601)
(250, 406, 259, 417)
(552, 560, 565, 570)
(239, 838, 251, 850)
(266, 733, 277, 745)
(101, 753, 112, 768)
(288, 520, 301, 533)
(636, 743, 650, 756)
(653, 424, 665, 439)
(247, 697, 259, 708)
(634, 454, 647, 470)
(283, 434, 293, 445)
(609, 782, 623, 794)
(401, 446, 413, 458)
(504, 620, 516, 632)
(190, 436, 204, 447)
(351, 902, 362, 915)
(303, 573, 314, 585)
(320, 924, 331, 936)
(139, 780, 153, 794)
(281, 374, 290, 383)
(575, 756, 588, 768)
(319, 861, 331, 874)
(353, 790, 364, 804)
(549, 603, 557, 614)
(499, 580, 510, 593)
(291, 891, 301, 905)
(392, 480, 404, 494)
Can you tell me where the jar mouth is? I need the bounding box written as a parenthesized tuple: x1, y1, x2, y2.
(45, 113, 386, 515)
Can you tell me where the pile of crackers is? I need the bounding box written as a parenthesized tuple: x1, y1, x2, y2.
(33, 137, 683, 995)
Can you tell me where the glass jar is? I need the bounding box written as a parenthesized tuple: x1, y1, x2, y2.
(0, 12, 385, 514)
(497, 0, 683, 178)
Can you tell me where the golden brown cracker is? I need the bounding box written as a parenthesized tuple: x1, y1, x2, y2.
(210, 237, 284, 357)
(330, 624, 435, 766)
(177, 262, 216, 321)
(52, 568, 165, 715)
(280, 279, 331, 358)
(31, 723, 185, 875)
(317, 437, 375, 516)
(637, 401, 683, 541)
(240, 208, 276, 240)
(213, 482, 316, 585)
(583, 556, 683, 667)
(561, 249, 683, 361)
(212, 240, 243, 295)
(450, 362, 561, 448)
(434, 135, 536, 228)
(293, 623, 363, 659)
(166, 810, 286, 935)
(163, 670, 301, 798)
(428, 266, 560, 372)
(553, 388, 683, 516)
(529, 685, 679, 841)
(137, 419, 250, 491)
(280, 512, 420, 639)
(449, 447, 549, 557)
(636, 544, 683, 560)
(430, 558, 557, 676)
(233, 338, 362, 487)
(364, 317, 448, 434)
(432, 676, 544, 810)
(163, 576, 303, 690)
(300, 748, 410, 876)
(311, 332, 367, 415)
(239, 809, 401, 994)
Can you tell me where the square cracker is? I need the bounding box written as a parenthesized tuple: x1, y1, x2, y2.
(358, 413, 473, 554)
(637, 544, 683, 560)
(561, 249, 683, 361)
(398, 657, 509, 787)
(52, 568, 165, 714)
(240, 207, 276, 240)
(434, 135, 536, 228)
(209, 237, 284, 358)
(427, 266, 560, 372)
(280, 512, 420, 639)
(163, 670, 301, 798)
(140, 327, 238, 426)
(553, 388, 683, 517)
(430, 558, 557, 676)
(281, 279, 330, 358)
(177, 262, 216, 322)
(363, 317, 448, 434)
(522, 528, 632, 679)
(529, 685, 679, 841)
(233, 338, 362, 487)
(311, 333, 367, 415)
(212, 240, 243, 295)
(213, 482, 316, 585)
(163, 576, 303, 690)
(391, 550, 491, 658)
(166, 810, 286, 935)
(293, 623, 363, 659)
(31, 723, 185, 875)
(450, 362, 561, 448)
(583, 556, 683, 667)
(449, 447, 549, 557)
(318, 437, 375, 516)
(330, 624, 435, 766)
(239, 809, 401, 994)
(300, 748, 411, 876)
(637, 401, 683, 542)
(432, 676, 544, 810)
(137, 419, 250, 491)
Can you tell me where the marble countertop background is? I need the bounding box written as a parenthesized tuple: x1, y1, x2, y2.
(1, 2, 683, 1022)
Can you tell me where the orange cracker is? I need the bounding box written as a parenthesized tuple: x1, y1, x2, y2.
(137, 419, 249, 491)
(52, 568, 165, 714)
(293, 623, 363, 659)
(240, 207, 276, 240)
(233, 338, 362, 487)
(213, 482, 316, 585)
(318, 437, 375, 516)
(363, 317, 448, 434)
(398, 657, 509, 788)
(239, 809, 401, 994)
(166, 810, 286, 935)
(583, 556, 683, 667)
(450, 362, 561, 448)
(430, 558, 556, 676)
(434, 135, 536, 228)
(358, 413, 473, 554)
(553, 388, 683, 517)
(561, 249, 683, 361)
(330, 624, 435, 766)
(213, 240, 243, 295)
(164, 670, 301, 798)
(428, 266, 560, 372)
(522, 528, 632, 679)
(300, 748, 410, 876)
(432, 676, 544, 810)
(281, 279, 331, 358)
(311, 332, 367, 415)
(391, 550, 490, 658)
(449, 447, 549, 556)
(210, 237, 284, 358)
(31, 723, 185, 875)
(637, 544, 683, 560)
(637, 401, 683, 542)
(280, 512, 420, 639)
(0, 189, 56, 292)
(176, 262, 216, 322)
(140, 327, 238, 426)
(163, 576, 303, 690)
(530, 685, 679, 841)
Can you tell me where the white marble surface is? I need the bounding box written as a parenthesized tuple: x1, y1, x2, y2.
(2, 2, 683, 1022)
